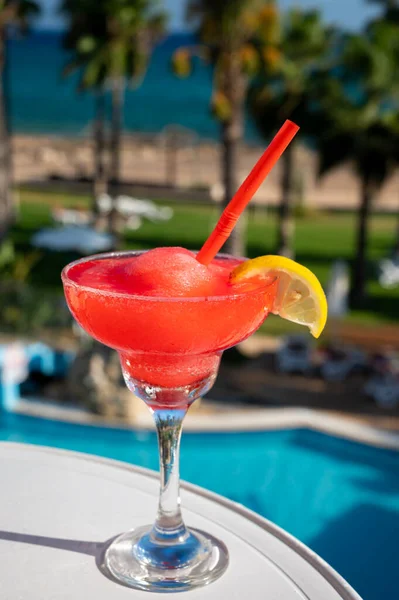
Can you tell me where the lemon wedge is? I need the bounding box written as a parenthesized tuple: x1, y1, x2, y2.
(230, 255, 328, 338)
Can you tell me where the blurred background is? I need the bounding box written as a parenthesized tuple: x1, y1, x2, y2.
(0, 1, 398, 599)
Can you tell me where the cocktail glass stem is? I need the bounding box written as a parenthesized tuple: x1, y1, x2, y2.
(152, 408, 187, 541)
(104, 371, 229, 592)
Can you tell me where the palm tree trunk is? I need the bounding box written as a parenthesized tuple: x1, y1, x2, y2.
(93, 90, 106, 213)
(276, 142, 295, 258)
(165, 132, 178, 187)
(109, 77, 124, 234)
(220, 117, 244, 257)
(352, 177, 375, 303)
(394, 201, 399, 256)
(0, 30, 12, 241)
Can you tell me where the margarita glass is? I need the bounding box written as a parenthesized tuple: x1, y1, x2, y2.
(62, 249, 277, 592)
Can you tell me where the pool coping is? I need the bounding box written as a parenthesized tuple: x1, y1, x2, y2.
(12, 398, 399, 451)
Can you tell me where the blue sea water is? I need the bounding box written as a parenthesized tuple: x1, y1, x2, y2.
(8, 30, 259, 141)
(1, 411, 398, 600)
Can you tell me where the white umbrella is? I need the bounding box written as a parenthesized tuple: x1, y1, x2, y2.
(96, 193, 173, 222)
(326, 260, 350, 318)
(31, 226, 115, 254)
(379, 258, 399, 288)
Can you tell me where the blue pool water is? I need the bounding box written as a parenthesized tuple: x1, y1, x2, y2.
(1, 411, 398, 600)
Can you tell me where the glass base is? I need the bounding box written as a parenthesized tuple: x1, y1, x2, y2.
(104, 525, 229, 592)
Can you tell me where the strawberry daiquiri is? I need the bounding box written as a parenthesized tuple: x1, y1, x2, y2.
(61, 121, 326, 592)
(63, 247, 277, 394)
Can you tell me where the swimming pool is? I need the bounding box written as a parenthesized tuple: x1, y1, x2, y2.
(1, 411, 398, 600)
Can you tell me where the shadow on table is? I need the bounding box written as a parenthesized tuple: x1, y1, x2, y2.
(0, 528, 221, 590)
(0, 530, 104, 556)
(0, 529, 121, 585)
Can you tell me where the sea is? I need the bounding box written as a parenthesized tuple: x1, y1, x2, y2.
(8, 30, 260, 142)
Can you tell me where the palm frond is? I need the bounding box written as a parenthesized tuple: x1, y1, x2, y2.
(317, 132, 354, 177)
(62, 0, 166, 91)
(1, 0, 40, 32)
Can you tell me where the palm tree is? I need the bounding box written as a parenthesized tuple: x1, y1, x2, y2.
(367, 0, 398, 9)
(368, 0, 399, 255)
(103, 1, 165, 204)
(367, 0, 399, 27)
(316, 25, 399, 303)
(249, 9, 334, 257)
(319, 117, 399, 304)
(0, 0, 39, 238)
(62, 0, 109, 210)
(175, 1, 279, 256)
(367, 0, 399, 26)
(92, 89, 106, 202)
(62, 0, 165, 225)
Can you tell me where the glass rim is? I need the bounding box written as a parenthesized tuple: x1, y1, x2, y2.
(61, 249, 276, 303)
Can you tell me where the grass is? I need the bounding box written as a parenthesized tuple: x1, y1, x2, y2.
(10, 186, 399, 330)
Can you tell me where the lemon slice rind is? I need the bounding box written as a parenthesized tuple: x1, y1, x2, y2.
(230, 255, 328, 338)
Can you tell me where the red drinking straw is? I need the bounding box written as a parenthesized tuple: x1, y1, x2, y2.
(196, 120, 300, 266)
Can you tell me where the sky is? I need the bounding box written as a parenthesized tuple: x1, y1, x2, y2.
(37, 0, 381, 32)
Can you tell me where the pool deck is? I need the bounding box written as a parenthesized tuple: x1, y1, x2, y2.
(13, 397, 399, 451)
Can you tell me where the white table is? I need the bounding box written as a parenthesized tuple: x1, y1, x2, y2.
(0, 443, 362, 599)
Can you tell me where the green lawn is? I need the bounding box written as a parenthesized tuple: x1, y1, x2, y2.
(10, 187, 399, 331)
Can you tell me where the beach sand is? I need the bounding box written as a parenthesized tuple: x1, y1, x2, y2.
(13, 133, 399, 210)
